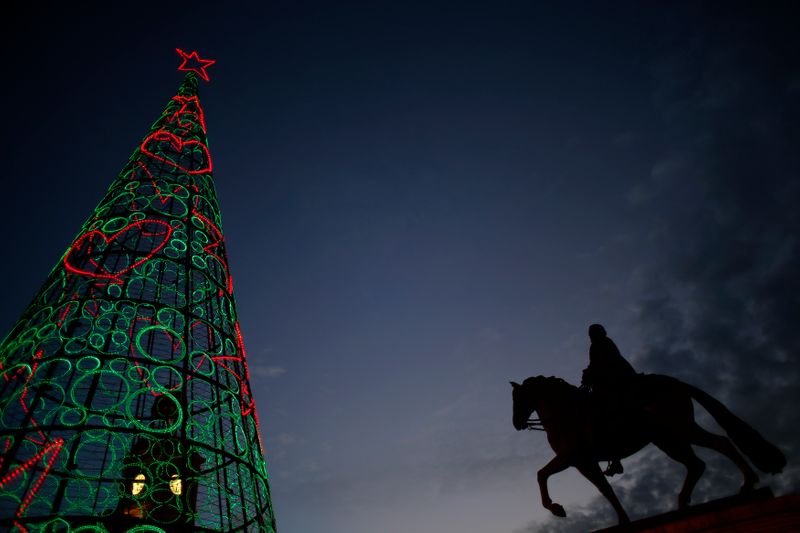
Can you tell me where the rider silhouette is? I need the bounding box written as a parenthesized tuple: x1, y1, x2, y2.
(581, 323, 637, 477)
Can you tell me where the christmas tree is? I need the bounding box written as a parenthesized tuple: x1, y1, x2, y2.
(0, 50, 277, 532)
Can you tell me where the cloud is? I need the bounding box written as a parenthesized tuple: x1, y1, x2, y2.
(520, 6, 800, 531)
(250, 365, 287, 378)
(631, 3, 800, 485)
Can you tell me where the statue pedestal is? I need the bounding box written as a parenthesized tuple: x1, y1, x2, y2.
(593, 489, 800, 532)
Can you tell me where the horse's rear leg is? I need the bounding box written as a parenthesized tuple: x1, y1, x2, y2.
(653, 440, 705, 509)
(689, 423, 758, 493)
(575, 461, 630, 525)
(537, 455, 570, 518)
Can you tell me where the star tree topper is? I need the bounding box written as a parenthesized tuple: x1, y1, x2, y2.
(176, 48, 216, 82)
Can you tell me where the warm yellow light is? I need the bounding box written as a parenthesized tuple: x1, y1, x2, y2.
(131, 473, 146, 496)
(169, 474, 182, 495)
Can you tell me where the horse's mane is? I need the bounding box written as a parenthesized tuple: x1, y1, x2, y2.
(522, 375, 578, 392)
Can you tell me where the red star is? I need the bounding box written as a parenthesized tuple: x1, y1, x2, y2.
(176, 48, 216, 82)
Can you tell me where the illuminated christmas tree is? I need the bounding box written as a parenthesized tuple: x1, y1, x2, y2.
(0, 50, 277, 532)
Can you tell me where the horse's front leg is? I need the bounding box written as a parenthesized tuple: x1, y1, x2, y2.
(575, 461, 630, 524)
(537, 455, 570, 517)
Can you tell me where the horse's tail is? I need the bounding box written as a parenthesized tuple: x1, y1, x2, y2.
(681, 380, 786, 474)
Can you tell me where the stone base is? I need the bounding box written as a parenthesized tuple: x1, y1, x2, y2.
(593, 488, 800, 532)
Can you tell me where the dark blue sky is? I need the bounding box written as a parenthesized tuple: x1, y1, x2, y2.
(3, 2, 799, 531)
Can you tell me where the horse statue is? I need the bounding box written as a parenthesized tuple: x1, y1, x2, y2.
(510, 374, 786, 525)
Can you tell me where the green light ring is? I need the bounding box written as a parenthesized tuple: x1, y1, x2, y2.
(191, 289, 208, 304)
(185, 417, 213, 435)
(59, 406, 88, 426)
(125, 526, 166, 533)
(72, 524, 110, 532)
(148, 503, 184, 523)
(190, 241, 204, 255)
(168, 218, 186, 231)
(125, 277, 152, 300)
(125, 180, 141, 191)
(107, 356, 130, 374)
(150, 365, 183, 393)
(28, 305, 55, 327)
(96, 371, 132, 408)
(127, 390, 182, 433)
(129, 210, 148, 221)
(155, 307, 183, 330)
(64, 477, 95, 503)
(101, 191, 136, 214)
(114, 300, 138, 319)
(92, 485, 116, 510)
(89, 332, 105, 350)
(0, 362, 31, 383)
(127, 194, 152, 213)
(223, 337, 237, 356)
(163, 247, 182, 260)
(134, 325, 185, 363)
(129, 363, 149, 383)
(37, 386, 67, 426)
(16, 325, 39, 345)
(233, 424, 248, 457)
(190, 214, 206, 229)
(76, 356, 102, 372)
(39, 518, 72, 532)
(101, 410, 133, 429)
(130, 258, 154, 277)
(102, 217, 130, 234)
(111, 330, 129, 346)
(191, 255, 207, 270)
(169, 183, 190, 200)
(37, 336, 63, 359)
(190, 323, 223, 354)
(35, 322, 58, 341)
(168, 237, 188, 253)
(93, 314, 115, 332)
(62, 316, 91, 338)
(90, 207, 110, 225)
(107, 284, 123, 298)
(193, 229, 209, 244)
(218, 388, 241, 414)
(34, 357, 73, 380)
(70, 371, 128, 413)
(64, 337, 88, 355)
(84, 299, 114, 318)
(189, 351, 216, 377)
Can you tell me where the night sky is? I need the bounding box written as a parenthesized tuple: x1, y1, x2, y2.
(3, 2, 799, 532)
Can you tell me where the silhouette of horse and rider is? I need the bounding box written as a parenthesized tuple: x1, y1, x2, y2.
(510, 324, 786, 525)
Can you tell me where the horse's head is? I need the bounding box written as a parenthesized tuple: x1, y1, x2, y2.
(510, 378, 539, 431)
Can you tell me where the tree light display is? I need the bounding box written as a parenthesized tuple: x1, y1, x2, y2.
(0, 51, 276, 532)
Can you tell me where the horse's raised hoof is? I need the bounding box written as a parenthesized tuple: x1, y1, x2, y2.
(548, 503, 566, 518)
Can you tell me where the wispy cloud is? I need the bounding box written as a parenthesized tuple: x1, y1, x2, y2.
(519, 7, 800, 531)
(250, 365, 287, 378)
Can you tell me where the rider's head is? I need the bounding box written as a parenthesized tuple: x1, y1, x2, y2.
(588, 323, 607, 341)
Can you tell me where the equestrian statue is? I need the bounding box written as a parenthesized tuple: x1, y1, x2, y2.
(510, 324, 786, 525)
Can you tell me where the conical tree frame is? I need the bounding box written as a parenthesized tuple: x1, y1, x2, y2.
(0, 72, 276, 532)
